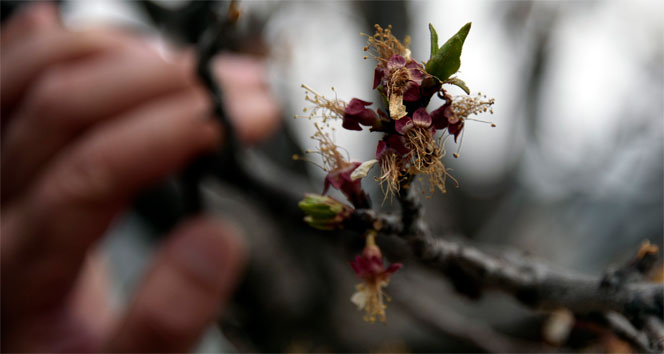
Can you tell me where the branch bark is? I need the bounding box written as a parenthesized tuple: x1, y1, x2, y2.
(348, 186, 663, 324)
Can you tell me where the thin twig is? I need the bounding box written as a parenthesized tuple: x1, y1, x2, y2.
(392, 278, 557, 353)
(604, 312, 652, 353)
(643, 316, 664, 353)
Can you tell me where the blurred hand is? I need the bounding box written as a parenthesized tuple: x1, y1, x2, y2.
(1, 3, 278, 351)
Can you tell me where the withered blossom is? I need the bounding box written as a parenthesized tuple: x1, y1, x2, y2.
(297, 22, 496, 323)
(350, 231, 402, 323)
(375, 137, 408, 201)
(431, 92, 495, 142)
(395, 108, 457, 194)
(296, 123, 370, 208)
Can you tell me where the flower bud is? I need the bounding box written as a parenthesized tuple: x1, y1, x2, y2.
(298, 194, 352, 230)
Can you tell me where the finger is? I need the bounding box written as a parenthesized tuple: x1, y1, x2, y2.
(214, 54, 281, 144)
(69, 252, 114, 342)
(1, 89, 221, 320)
(0, 28, 130, 118)
(0, 2, 61, 49)
(1, 45, 197, 202)
(105, 217, 245, 352)
(224, 86, 282, 144)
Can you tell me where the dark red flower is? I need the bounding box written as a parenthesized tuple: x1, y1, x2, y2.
(350, 252, 402, 280)
(430, 92, 464, 142)
(323, 162, 370, 209)
(395, 107, 433, 135)
(349, 234, 402, 323)
(342, 98, 379, 131)
(350, 236, 402, 280)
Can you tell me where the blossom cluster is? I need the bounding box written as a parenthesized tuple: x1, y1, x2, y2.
(297, 23, 494, 323)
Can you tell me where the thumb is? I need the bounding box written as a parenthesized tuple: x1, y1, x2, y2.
(104, 216, 245, 352)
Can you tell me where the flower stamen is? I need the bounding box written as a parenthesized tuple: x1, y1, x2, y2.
(296, 84, 347, 123)
(363, 24, 411, 65)
(376, 152, 404, 204)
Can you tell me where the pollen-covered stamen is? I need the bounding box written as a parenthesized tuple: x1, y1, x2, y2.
(406, 127, 439, 172)
(308, 123, 350, 172)
(363, 24, 411, 65)
(451, 93, 495, 121)
(296, 84, 347, 123)
(377, 152, 404, 203)
(351, 282, 390, 323)
(405, 127, 458, 194)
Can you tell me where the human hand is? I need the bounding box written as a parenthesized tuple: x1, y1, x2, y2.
(1, 3, 278, 351)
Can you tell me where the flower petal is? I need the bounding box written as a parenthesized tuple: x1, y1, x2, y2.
(376, 141, 388, 159)
(449, 120, 465, 142)
(373, 67, 385, 89)
(342, 116, 363, 131)
(346, 98, 372, 114)
(395, 116, 414, 134)
(389, 93, 408, 120)
(387, 54, 406, 70)
(413, 107, 432, 127)
(431, 104, 450, 130)
(403, 82, 421, 102)
(344, 98, 379, 130)
(351, 159, 378, 181)
(385, 263, 403, 275)
(350, 287, 368, 310)
(386, 134, 410, 155)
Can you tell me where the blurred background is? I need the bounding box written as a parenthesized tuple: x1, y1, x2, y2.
(3, 0, 662, 352)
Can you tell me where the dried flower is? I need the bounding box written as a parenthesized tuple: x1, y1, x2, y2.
(375, 138, 407, 202)
(298, 84, 382, 132)
(364, 25, 431, 121)
(395, 108, 457, 194)
(342, 98, 380, 131)
(350, 231, 401, 323)
(298, 84, 346, 123)
(431, 92, 495, 142)
(294, 123, 370, 208)
(373, 55, 428, 121)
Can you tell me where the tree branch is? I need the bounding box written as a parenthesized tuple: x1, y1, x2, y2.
(347, 186, 663, 325)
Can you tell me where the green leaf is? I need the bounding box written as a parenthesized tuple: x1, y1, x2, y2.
(444, 77, 470, 95)
(428, 23, 439, 60)
(425, 22, 471, 82)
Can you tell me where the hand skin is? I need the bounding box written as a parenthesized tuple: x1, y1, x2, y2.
(0, 3, 279, 352)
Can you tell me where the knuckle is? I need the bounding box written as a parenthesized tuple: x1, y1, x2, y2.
(44, 145, 117, 210)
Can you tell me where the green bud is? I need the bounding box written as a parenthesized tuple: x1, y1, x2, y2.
(299, 194, 352, 230)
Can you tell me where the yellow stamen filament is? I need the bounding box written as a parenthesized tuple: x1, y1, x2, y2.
(376, 152, 404, 203)
(363, 24, 410, 64)
(351, 281, 391, 323)
(405, 127, 458, 194)
(296, 84, 347, 124)
(299, 123, 354, 173)
(451, 93, 495, 121)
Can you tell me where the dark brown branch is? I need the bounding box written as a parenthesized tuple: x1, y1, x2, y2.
(348, 186, 663, 325)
